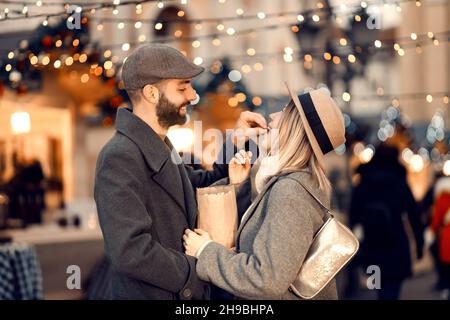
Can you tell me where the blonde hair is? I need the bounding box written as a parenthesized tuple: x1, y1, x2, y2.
(271, 100, 331, 194)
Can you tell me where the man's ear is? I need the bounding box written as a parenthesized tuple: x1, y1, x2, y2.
(142, 84, 160, 104)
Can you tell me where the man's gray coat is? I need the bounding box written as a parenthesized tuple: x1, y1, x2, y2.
(94, 107, 229, 300)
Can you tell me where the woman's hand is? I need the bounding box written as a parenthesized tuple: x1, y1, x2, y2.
(229, 150, 252, 185)
(183, 229, 212, 257)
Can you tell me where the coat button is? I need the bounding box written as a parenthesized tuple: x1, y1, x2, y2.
(183, 289, 192, 298)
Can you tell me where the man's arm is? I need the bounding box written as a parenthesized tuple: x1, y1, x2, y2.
(94, 146, 207, 299)
(184, 111, 266, 189)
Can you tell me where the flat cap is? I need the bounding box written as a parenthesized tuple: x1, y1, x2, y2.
(121, 44, 205, 90)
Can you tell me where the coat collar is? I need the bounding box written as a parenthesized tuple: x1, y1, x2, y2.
(236, 169, 329, 244)
(115, 107, 169, 172)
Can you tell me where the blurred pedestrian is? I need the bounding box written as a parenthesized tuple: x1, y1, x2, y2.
(421, 173, 447, 290)
(349, 144, 424, 300)
(430, 176, 450, 299)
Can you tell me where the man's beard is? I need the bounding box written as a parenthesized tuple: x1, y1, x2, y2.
(156, 92, 189, 128)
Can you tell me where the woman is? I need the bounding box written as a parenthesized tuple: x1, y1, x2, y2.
(184, 85, 346, 299)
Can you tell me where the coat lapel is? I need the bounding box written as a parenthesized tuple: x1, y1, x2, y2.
(151, 159, 187, 215)
(165, 138, 198, 228)
(115, 107, 187, 216)
(178, 165, 198, 229)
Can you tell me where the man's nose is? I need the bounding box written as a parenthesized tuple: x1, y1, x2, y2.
(186, 88, 197, 102)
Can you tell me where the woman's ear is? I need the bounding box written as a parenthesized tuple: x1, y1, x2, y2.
(142, 84, 160, 104)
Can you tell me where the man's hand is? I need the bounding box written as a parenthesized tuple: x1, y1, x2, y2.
(233, 111, 268, 145)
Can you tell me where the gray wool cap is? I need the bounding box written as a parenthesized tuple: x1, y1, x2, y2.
(121, 44, 205, 90)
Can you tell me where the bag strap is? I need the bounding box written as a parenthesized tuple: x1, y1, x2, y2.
(285, 177, 333, 218)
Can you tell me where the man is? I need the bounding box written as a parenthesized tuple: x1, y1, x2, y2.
(94, 44, 266, 300)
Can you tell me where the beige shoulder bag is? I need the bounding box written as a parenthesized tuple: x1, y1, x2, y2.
(288, 178, 360, 299)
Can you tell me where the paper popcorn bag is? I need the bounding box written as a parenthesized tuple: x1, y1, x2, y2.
(196, 185, 238, 249)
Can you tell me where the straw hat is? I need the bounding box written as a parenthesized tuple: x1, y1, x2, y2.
(285, 82, 346, 169)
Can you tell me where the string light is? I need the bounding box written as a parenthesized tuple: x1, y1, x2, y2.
(246, 48, 256, 56)
(444, 96, 449, 104)
(235, 92, 246, 102)
(53, 60, 61, 69)
(226, 27, 235, 35)
(241, 64, 251, 73)
(339, 38, 348, 46)
(81, 73, 89, 83)
(29, 55, 38, 65)
(104, 61, 113, 70)
(228, 97, 238, 107)
(65, 56, 74, 66)
(252, 96, 262, 106)
(41, 56, 50, 65)
(254, 62, 263, 71)
(342, 92, 351, 102)
(283, 54, 293, 63)
(257, 12, 266, 19)
(79, 54, 87, 63)
(193, 57, 203, 65)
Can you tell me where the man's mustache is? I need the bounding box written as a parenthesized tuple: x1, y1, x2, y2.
(178, 102, 190, 110)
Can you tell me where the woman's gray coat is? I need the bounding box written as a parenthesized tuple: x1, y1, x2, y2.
(196, 170, 338, 300)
